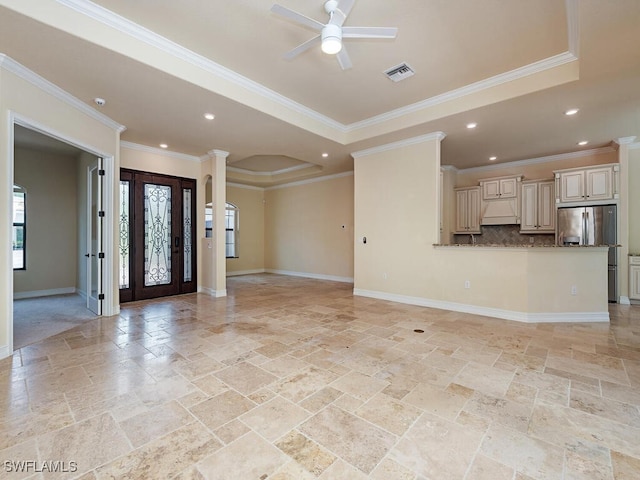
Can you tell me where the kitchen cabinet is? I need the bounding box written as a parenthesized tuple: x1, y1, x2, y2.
(481, 176, 518, 200)
(454, 186, 481, 234)
(554, 164, 619, 204)
(630, 256, 640, 301)
(520, 180, 555, 233)
(479, 175, 522, 225)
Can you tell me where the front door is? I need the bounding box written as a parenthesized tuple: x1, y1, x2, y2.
(119, 169, 196, 302)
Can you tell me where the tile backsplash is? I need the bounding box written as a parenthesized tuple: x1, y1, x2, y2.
(452, 225, 556, 246)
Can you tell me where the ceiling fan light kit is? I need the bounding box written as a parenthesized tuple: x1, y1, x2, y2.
(321, 24, 342, 54)
(271, 0, 398, 69)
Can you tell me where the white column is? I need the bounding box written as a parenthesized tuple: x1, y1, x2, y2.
(615, 136, 636, 304)
(210, 149, 228, 297)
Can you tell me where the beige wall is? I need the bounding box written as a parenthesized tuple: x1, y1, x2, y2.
(629, 147, 640, 254)
(354, 134, 609, 319)
(13, 148, 78, 294)
(1, 66, 120, 355)
(354, 136, 441, 296)
(265, 174, 354, 281)
(226, 185, 264, 275)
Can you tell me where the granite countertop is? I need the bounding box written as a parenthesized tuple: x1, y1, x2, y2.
(433, 244, 618, 248)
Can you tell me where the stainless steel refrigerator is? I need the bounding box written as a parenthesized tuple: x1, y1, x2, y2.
(557, 205, 617, 302)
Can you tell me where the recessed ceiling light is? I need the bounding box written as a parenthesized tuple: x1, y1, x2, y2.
(94, 97, 106, 107)
(322, 153, 329, 158)
(159, 143, 168, 149)
(489, 156, 497, 161)
(577, 140, 588, 146)
(204, 113, 215, 120)
(466, 122, 477, 129)
(565, 108, 579, 116)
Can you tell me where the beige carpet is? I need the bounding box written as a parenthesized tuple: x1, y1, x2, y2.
(13, 294, 97, 348)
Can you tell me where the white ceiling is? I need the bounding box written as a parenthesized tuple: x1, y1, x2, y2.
(1, 0, 639, 186)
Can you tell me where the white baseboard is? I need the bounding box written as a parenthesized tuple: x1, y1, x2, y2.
(619, 296, 631, 305)
(227, 269, 266, 277)
(265, 269, 354, 284)
(200, 287, 227, 298)
(353, 288, 610, 324)
(13, 287, 76, 300)
(0, 344, 11, 360)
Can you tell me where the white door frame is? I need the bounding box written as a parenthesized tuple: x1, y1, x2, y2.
(6, 112, 117, 354)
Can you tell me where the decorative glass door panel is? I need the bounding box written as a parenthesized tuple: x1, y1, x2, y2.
(144, 183, 172, 286)
(119, 170, 196, 302)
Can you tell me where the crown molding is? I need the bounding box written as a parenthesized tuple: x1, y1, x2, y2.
(457, 146, 616, 174)
(351, 132, 447, 159)
(265, 171, 354, 190)
(208, 149, 230, 159)
(565, 0, 580, 57)
(614, 136, 637, 146)
(120, 141, 201, 162)
(1, 54, 126, 133)
(226, 182, 265, 191)
(629, 142, 640, 150)
(227, 162, 317, 177)
(347, 51, 578, 133)
(55, 0, 344, 134)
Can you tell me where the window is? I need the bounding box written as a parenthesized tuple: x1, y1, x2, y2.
(206, 202, 239, 257)
(205, 203, 213, 238)
(226, 203, 239, 258)
(12, 185, 26, 270)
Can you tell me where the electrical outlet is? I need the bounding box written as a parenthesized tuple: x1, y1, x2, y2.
(383, 272, 388, 280)
(571, 285, 577, 295)
(529, 236, 534, 244)
(464, 280, 471, 289)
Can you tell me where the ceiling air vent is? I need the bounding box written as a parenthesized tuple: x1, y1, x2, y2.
(384, 63, 415, 82)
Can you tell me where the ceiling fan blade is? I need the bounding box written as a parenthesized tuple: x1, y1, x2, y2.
(330, 0, 355, 27)
(342, 26, 398, 38)
(336, 47, 352, 70)
(283, 35, 321, 60)
(271, 4, 324, 31)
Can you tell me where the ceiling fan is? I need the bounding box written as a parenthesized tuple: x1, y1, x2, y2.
(271, 0, 398, 70)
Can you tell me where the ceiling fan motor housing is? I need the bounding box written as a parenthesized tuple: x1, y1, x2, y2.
(324, 0, 339, 15)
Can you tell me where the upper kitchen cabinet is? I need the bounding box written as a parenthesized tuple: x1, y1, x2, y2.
(520, 179, 555, 233)
(554, 164, 620, 205)
(479, 175, 522, 225)
(481, 176, 518, 200)
(454, 186, 481, 234)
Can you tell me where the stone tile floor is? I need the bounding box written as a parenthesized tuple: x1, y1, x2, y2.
(1, 274, 640, 479)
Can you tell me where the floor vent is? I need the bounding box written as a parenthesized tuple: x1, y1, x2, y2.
(384, 63, 415, 82)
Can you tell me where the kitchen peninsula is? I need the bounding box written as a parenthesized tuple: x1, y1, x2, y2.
(430, 243, 611, 323)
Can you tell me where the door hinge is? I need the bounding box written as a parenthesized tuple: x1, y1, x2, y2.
(98, 252, 105, 259)
(98, 211, 105, 217)
(98, 293, 105, 300)
(98, 169, 105, 176)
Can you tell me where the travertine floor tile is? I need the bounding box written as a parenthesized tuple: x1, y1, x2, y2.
(239, 395, 309, 442)
(389, 412, 485, 479)
(196, 431, 288, 480)
(2, 275, 640, 479)
(299, 405, 396, 474)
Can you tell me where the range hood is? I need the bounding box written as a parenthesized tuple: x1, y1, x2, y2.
(481, 198, 519, 225)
